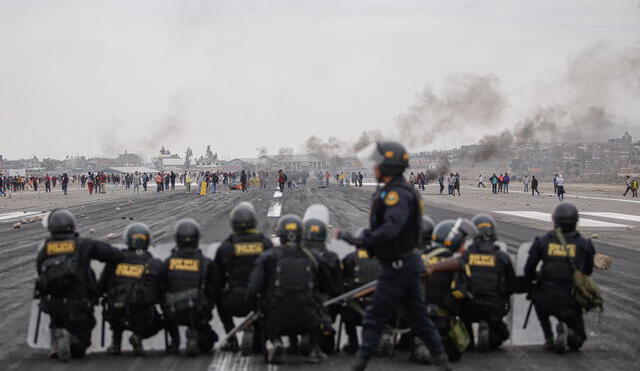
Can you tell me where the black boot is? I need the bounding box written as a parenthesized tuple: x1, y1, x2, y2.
(432, 352, 453, 371)
(50, 328, 71, 363)
(221, 335, 240, 353)
(267, 339, 284, 364)
(107, 332, 122, 355)
(130, 334, 145, 356)
(186, 328, 199, 357)
(554, 322, 567, 354)
(240, 329, 253, 356)
(351, 356, 368, 371)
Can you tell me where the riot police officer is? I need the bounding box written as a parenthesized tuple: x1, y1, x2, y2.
(334, 141, 451, 371)
(340, 242, 381, 354)
(524, 203, 595, 353)
(302, 206, 342, 355)
(460, 214, 515, 351)
(422, 219, 476, 362)
(247, 214, 334, 364)
(215, 202, 272, 355)
(35, 209, 124, 362)
(160, 219, 219, 356)
(99, 223, 164, 356)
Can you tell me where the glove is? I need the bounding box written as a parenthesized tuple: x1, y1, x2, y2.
(334, 229, 362, 247)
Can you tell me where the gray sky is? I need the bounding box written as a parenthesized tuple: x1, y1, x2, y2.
(1, 0, 639, 160)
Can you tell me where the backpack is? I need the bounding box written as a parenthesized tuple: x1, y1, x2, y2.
(39, 240, 83, 297)
(555, 230, 604, 313)
(271, 247, 318, 313)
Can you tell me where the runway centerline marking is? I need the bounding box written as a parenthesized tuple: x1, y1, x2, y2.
(0, 211, 44, 222)
(273, 191, 282, 198)
(581, 212, 640, 223)
(267, 202, 282, 217)
(494, 211, 629, 228)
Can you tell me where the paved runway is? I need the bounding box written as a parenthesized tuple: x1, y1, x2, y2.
(2, 184, 639, 370)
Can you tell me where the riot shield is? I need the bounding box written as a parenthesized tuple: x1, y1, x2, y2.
(509, 242, 556, 346)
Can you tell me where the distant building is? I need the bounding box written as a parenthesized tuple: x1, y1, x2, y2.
(608, 131, 633, 145)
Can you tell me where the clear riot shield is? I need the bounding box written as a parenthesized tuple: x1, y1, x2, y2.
(27, 242, 220, 353)
(302, 203, 330, 226)
(509, 241, 556, 346)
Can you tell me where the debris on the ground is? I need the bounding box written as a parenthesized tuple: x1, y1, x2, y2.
(590, 233, 600, 239)
(89, 228, 96, 234)
(128, 200, 133, 204)
(115, 207, 121, 211)
(121, 217, 126, 219)
(19, 215, 45, 225)
(13, 222, 22, 229)
(594, 253, 612, 270)
(107, 233, 118, 239)
(627, 226, 634, 230)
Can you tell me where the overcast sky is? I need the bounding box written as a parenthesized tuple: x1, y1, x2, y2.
(1, 0, 639, 160)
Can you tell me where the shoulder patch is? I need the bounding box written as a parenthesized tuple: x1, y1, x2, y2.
(357, 249, 370, 259)
(384, 190, 400, 206)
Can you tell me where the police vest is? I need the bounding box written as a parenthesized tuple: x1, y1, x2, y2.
(269, 247, 318, 307)
(39, 238, 84, 297)
(226, 234, 266, 290)
(370, 180, 422, 260)
(539, 234, 588, 286)
(463, 244, 508, 302)
(165, 249, 208, 294)
(353, 249, 381, 287)
(107, 249, 155, 311)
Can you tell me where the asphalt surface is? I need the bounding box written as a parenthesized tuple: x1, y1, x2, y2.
(1, 183, 639, 370)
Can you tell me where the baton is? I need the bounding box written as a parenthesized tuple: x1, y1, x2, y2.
(33, 308, 42, 344)
(523, 300, 534, 329)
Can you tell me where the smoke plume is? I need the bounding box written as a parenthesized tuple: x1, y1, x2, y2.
(395, 74, 505, 147)
(424, 156, 451, 182)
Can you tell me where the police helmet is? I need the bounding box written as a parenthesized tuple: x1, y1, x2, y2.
(276, 214, 303, 245)
(552, 203, 579, 233)
(230, 202, 257, 232)
(303, 218, 328, 242)
(357, 141, 409, 177)
(421, 215, 435, 243)
(472, 214, 497, 240)
(46, 209, 76, 235)
(175, 218, 200, 248)
(432, 218, 477, 251)
(124, 222, 151, 250)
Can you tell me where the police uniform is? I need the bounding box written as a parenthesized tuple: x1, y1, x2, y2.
(247, 214, 334, 363)
(524, 230, 595, 350)
(340, 248, 381, 354)
(160, 246, 220, 354)
(460, 239, 515, 350)
(36, 235, 124, 359)
(422, 246, 461, 360)
(355, 177, 445, 362)
(215, 230, 272, 352)
(98, 248, 164, 353)
(247, 244, 333, 342)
